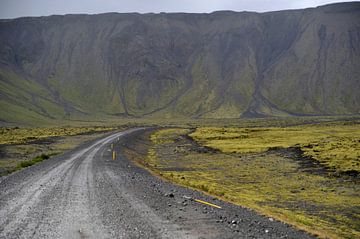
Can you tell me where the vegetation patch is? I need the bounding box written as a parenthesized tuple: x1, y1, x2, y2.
(0, 126, 120, 176)
(16, 154, 51, 169)
(190, 122, 360, 174)
(0, 126, 117, 145)
(143, 123, 360, 239)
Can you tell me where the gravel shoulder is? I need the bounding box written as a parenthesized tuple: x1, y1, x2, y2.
(0, 128, 315, 238)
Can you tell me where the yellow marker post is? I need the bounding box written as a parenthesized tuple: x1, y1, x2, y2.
(111, 143, 114, 150)
(194, 199, 222, 209)
(112, 151, 116, 160)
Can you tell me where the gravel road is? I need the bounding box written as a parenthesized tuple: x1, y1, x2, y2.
(0, 128, 315, 238)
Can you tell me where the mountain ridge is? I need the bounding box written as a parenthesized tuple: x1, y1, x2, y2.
(0, 2, 359, 124)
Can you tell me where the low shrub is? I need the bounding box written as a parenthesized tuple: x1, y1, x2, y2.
(17, 154, 50, 169)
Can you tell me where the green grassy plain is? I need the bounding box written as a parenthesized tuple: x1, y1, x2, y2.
(144, 121, 360, 239)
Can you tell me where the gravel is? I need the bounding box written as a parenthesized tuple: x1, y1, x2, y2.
(0, 128, 316, 239)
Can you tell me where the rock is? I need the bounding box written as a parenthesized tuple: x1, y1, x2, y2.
(231, 220, 237, 225)
(265, 229, 269, 233)
(165, 193, 174, 198)
(269, 217, 274, 222)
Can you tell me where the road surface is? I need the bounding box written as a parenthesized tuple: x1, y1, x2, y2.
(0, 128, 314, 238)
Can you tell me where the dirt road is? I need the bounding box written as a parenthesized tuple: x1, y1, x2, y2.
(0, 128, 314, 238)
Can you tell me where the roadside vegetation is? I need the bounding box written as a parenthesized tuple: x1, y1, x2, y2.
(190, 122, 360, 174)
(143, 120, 360, 239)
(0, 126, 118, 176)
(15, 153, 51, 169)
(0, 126, 116, 145)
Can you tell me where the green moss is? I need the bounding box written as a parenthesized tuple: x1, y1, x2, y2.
(150, 128, 190, 144)
(144, 125, 360, 239)
(17, 154, 50, 169)
(190, 123, 360, 173)
(0, 126, 116, 145)
(0, 127, 120, 176)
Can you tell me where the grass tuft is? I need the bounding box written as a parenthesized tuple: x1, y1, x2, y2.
(15, 153, 51, 170)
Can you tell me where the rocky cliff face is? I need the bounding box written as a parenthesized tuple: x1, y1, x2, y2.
(0, 2, 359, 123)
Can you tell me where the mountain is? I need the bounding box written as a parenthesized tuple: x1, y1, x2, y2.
(0, 2, 359, 123)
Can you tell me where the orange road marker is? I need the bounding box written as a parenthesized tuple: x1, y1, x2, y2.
(194, 198, 222, 209)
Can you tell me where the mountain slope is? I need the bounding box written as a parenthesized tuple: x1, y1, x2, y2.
(0, 2, 359, 123)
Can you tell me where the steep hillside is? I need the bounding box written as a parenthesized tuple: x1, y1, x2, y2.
(0, 2, 359, 123)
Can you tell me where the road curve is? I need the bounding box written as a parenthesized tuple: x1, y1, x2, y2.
(0, 128, 315, 239)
